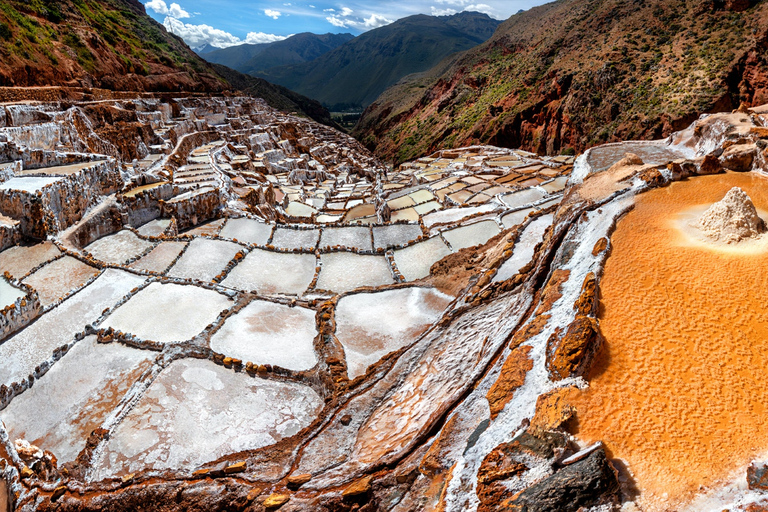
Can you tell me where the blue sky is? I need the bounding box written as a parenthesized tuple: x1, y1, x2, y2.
(143, 0, 549, 49)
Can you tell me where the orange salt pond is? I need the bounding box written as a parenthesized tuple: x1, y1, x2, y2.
(572, 171, 768, 511)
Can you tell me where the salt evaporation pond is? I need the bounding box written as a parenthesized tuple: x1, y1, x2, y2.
(372, 224, 423, 250)
(493, 214, 554, 282)
(128, 241, 186, 273)
(222, 249, 316, 295)
(315, 253, 394, 293)
(90, 358, 324, 479)
(84, 230, 154, 265)
(102, 282, 232, 343)
(0, 279, 25, 308)
(587, 141, 687, 173)
(393, 237, 452, 281)
(22, 256, 99, 306)
(137, 218, 172, 237)
(0, 336, 154, 463)
(219, 218, 273, 245)
(335, 287, 453, 378)
(0, 269, 146, 388)
(499, 188, 548, 209)
(210, 299, 318, 371)
(319, 226, 373, 251)
(0, 242, 61, 279)
(0, 176, 62, 193)
(501, 207, 536, 229)
(167, 238, 241, 282)
(270, 227, 320, 251)
(441, 219, 501, 251)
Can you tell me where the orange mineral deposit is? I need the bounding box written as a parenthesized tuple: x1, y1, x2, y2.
(572, 171, 768, 511)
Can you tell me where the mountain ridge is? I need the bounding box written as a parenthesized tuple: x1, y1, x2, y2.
(254, 11, 501, 110)
(354, 0, 768, 164)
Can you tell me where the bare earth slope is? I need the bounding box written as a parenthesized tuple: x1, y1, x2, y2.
(354, 0, 768, 164)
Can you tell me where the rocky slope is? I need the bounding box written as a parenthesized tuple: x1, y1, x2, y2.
(354, 0, 768, 164)
(255, 12, 501, 110)
(0, 0, 334, 126)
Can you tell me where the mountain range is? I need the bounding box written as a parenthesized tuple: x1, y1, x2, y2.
(222, 12, 501, 111)
(353, 0, 768, 163)
(201, 32, 355, 76)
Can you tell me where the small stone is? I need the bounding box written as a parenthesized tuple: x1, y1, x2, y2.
(192, 468, 210, 478)
(342, 475, 372, 498)
(121, 472, 135, 483)
(287, 473, 312, 488)
(263, 493, 290, 509)
(20, 465, 33, 479)
(340, 414, 352, 425)
(748, 461, 768, 490)
(51, 485, 67, 502)
(224, 461, 246, 474)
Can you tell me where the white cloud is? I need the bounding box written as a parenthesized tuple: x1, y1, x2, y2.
(245, 31, 291, 44)
(362, 14, 393, 28)
(326, 15, 347, 27)
(163, 16, 287, 49)
(325, 8, 393, 30)
(464, 3, 499, 17)
(264, 9, 282, 19)
(434, 0, 471, 4)
(431, 6, 458, 15)
(146, 0, 190, 19)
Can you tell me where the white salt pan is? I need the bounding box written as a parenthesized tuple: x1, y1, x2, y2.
(335, 287, 453, 379)
(315, 253, 394, 293)
(211, 299, 318, 371)
(167, 238, 241, 282)
(222, 249, 316, 295)
(90, 358, 323, 478)
(102, 282, 232, 343)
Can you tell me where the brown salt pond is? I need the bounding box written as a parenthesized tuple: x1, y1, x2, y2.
(572, 171, 768, 510)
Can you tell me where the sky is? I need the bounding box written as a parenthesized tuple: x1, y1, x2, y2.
(142, 0, 549, 49)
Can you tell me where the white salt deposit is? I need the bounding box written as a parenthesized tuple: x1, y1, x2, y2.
(167, 238, 241, 282)
(84, 230, 154, 265)
(90, 358, 323, 478)
(271, 227, 320, 251)
(319, 227, 373, 251)
(393, 237, 452, 281)
(315, 253, 394, 293)
(219, 218, 273, 245)
(128, 242, 186, 273)
(422, 204, 496, 228)
(442, 219, 501, 251)
(501, 207, 535, 229)
(335, 287, 453, 379)
(0, 176, 62, 193)
(0, 242, 61, 278)
(372, 224, 423, 250)
(493, 214, 554, 282)
(222, 249, 316, 295)
(22, 256, 99, 306)
(0, 336, 154, 463)
(137, 218, 172, 237)
(102, 282, 232, 343)
(697, 187, 766, 243)
(499, 188, 548, 209)
(210, 299, 318, 371)
(0, 279, 25, 308)
(0, 269, 146, 388)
